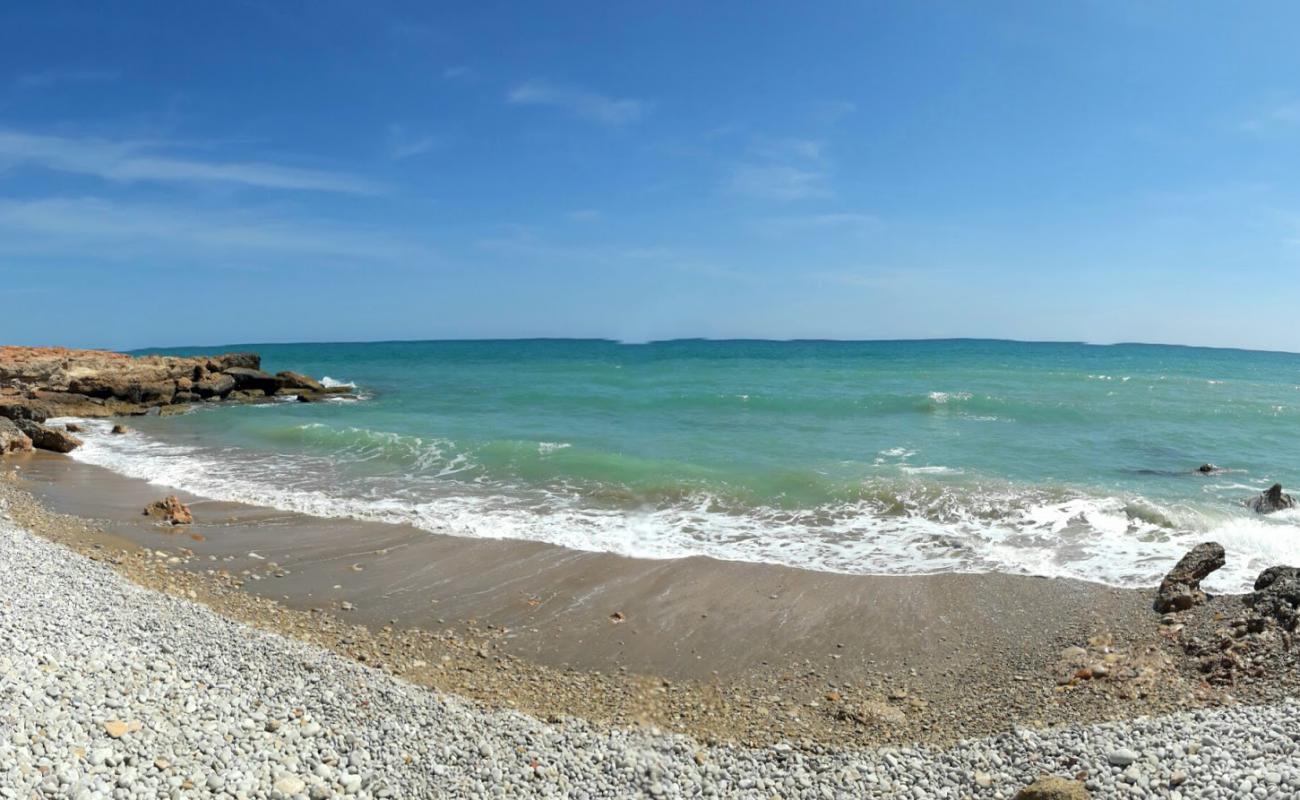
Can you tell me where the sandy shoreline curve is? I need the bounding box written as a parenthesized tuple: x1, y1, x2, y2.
(4, 467, 1300, 798)
(5, 449, 1297, 756)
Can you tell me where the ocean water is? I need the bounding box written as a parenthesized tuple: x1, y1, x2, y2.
(59, 339, 1300, 592)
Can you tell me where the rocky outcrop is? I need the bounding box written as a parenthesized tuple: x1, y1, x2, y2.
(276, 371, 324, 393)
(0, 347, 347, 426)
(143, 495, 193, 526)
(1245, 566, 1300, 631)
(15, 419, 83, 453)
(1013, 776, 1090, 800)
(0, 418, 33, 454)
(1153, 542, 1225, 613)
(224, 367, 283, 396)
(1246, 483, 1295, 514)
(1197, 463, 1220, 474)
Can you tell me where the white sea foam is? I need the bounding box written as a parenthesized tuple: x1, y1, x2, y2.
(319, 376, 356, 388)
(55, 419, 1300, 593)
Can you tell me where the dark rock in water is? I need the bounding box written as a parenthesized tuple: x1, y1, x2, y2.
(223, 367, 283, 395)
(110, 424, 129, 435)
(0, 418, 33, 454)
(276, 370, 325, 393)
(1245, 566, 1300, 631)
(1013, 776, 1090, 800)
(1153, 541, 1225, 613)
(64, 422, 83, 433)
(15, 419, 83, 453)
(228, 388, 268, 401)
(1197, 463, 1219, 474)
(1246, 483, 1296, 514)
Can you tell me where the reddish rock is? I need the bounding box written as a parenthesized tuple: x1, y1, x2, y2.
(0, 418, 33, 454)
(143, 495, 193, 526)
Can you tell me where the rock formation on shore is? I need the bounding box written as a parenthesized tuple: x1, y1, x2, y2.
(1152, 541, 1225, 613)
(1245, 483, 1295, 514)
(0, 346, 348, 455)
(143, 495, 194, 526)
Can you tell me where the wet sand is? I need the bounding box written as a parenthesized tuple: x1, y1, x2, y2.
(0, 451, 1252, 747)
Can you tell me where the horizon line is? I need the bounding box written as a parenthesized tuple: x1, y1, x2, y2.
(109, 335, 1300, 359)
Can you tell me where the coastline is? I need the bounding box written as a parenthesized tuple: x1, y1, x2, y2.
(5, 467, 1300, 798)
(5, 450, 1295, 752)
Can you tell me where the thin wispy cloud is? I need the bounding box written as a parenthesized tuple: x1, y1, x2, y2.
(0, 197, 431, 264)
(727, 164, 829, 201)
(1239, 101, 1300, 133)
(506, 79, 647, 126)
(442, 65, 473, 80)
(14, 69, 119, 89)
(387, 124, 437, 160)
(0, 129, 382, 194)
(754, 212, 881, 235)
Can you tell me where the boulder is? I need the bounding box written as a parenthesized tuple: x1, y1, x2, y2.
(207, 352, 261, 371)
(195, 372, 236, 398)
(1245, 566, 1300, 631)
(1197, 463, 1220, 474)
(276, 370, 325, 393)
(64, 422, 84, 433)
(1153, 542, 1225, 613)
(143, 495, 193, 526)
(228, 389, 268, 401)
(0, 418, 33, 454)
(1246, 484, 1296, 514)
(1013, 776, 1090, 800)
(0, 397, 49, 423)
(223, 367, 282, 395)
(111, 424, 129, 435)
(15, 419, 83, 453)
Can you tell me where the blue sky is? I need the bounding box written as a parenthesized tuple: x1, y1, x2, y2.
(3, 2, 1300, 351)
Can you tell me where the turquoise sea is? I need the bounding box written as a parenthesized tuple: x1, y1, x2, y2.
(65, 339, 1300, 592)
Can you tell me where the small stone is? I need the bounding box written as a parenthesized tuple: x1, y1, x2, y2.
(103, 720, 141, 738)
(274, 776, 307, 795)
(1013, 775, 1091, 799)
(1107, 749, 1138, 767)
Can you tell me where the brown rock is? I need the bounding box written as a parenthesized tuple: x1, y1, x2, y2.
(15, 419, 83, 453)
(195, 372, 236, 398)
(1153, 542, 1225, 613)
(1013, 776, 1090, 800)
(111, 424, 129, 435)
(0, 418, 33, 454)
(276, 370, 325, 393)
(64, 422, 84, 432)
(103, 720, 142, 739)
(143, 495, 194, 526)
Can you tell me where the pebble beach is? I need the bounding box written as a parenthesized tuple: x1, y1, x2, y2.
(5, 505, 1300, 799)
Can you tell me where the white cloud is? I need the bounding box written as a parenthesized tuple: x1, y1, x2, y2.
(1240, 102, 1300, 133)
(0, 197, 430, 264)
(506, 80, 647, 126)
(386, 125, 437, 160)
(754, 212, 881, 235)
(442, 65, 472, 80)
(0, 129, 382, 194)
(727, 164, 829, 201)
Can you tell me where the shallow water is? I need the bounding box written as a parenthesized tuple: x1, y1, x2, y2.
(62, 339, 1300, 591)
